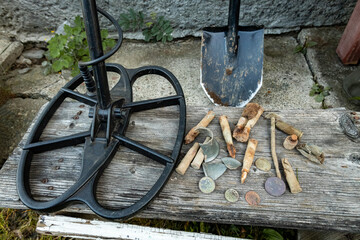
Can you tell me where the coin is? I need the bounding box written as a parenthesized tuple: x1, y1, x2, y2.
(245, 191, 260, 205)
(225, 188, 239, 202)
(222, 157, 242, 170)
(255, 158, 271, 172)
(199, 176, 215, 194)
(265, 177, 286, 197)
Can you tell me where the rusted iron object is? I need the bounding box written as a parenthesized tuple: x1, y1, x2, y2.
(233, 103, 264, 142)
(264, 113, 303, 139)
(281, 158, 302, 194)
(283, 134, 298, 150)
(296, 143, 325, 164)
(240, 139, 258, 184)
(219, 115, 236, 158)
(184, 111, 216, 144)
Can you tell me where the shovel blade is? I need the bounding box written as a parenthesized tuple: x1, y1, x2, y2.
(201, 27, 264, 107)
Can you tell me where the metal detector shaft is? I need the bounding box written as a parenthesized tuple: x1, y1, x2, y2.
(81, 0, 111, 109)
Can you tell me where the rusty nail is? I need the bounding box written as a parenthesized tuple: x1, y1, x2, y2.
(354, 116, 360, 120)
(48, 186, 54, 190)
(41, 178, 48, 184)
(79, 104, 85, 108)
(73, 115, 79, 120)
(77, 110, 83, 116)
(54, 166, 60, 170)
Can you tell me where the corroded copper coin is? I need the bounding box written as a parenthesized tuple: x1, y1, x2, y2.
(245, 191, 260, 205)
(265, 177, 286, 197)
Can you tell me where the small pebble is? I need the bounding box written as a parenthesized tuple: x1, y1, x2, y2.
(18, 68, 31, 74)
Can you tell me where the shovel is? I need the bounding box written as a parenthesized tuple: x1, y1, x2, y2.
(200, 0, 264, 107)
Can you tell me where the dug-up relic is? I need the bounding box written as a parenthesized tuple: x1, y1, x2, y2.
(339, 113, 360, 142)
(219, 115, 236, 158)
(245, 191, 261, 205)
(199, 176, 216, 194)
(255, 158, 271, 172)
(264, 113, 303, 139)
(281, 158, 302, 194)
(296, 143, 325, 164)
(241, 139, 258, 184)
(197, 127, 220, 163)
(265, 177, 286, 197)
(191, 136, 211, 169)
(233, 103, 264, 142)
(283, 134, 298, 150)
(203, 161, 227, 181)
(222, 157, 242, 170)
(225, 188, 240, 203)
(176, 142, 200, 175)
(184, 111, 216, 144)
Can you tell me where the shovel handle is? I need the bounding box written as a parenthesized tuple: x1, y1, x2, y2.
(227, 0, 240, 55)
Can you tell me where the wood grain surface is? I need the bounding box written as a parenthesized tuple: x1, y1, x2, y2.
(1, 100, 360, 232)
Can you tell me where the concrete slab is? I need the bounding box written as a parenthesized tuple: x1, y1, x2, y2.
(108, 39, 212, 106)
(298, 27, 360, 111)
(0, 98, 47, 166)
(108, 37, 319, 109)
(252, 35, 319, 109)
(3, 66, 67, 99)
(0, 38, 23, 75)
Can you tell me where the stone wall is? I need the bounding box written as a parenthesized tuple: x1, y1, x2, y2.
(0, 0, 357, 37)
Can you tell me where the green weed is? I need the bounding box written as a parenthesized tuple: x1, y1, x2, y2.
(43, 16, 116, 77)
(119, 9, 173, 43)
(294, 37, 317, 54)
(309, 83, 331, 108)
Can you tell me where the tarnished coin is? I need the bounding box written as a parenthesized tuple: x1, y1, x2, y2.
(222, 157, 242, 170)
(199, 176, 215, 194)
(245, 191, 261, 205)
(265, 177, 286, 197)
(255, 158, 271, 172)
(225, 188, 239, 202)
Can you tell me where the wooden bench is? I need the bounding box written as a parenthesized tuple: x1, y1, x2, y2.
(0, 100, 360, 237)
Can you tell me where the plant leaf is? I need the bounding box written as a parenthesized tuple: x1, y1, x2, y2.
(294, 45, 303, 53)
(315, 93, 324, 102)
(306, 41, 318, 48)
(262, 228, 284, 240)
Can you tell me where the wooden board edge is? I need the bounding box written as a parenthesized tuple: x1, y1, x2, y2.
(37, 215, 248, 240)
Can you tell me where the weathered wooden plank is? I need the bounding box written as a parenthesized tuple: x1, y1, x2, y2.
(1, 100, 360, 232)
(37, 215, 246, 240)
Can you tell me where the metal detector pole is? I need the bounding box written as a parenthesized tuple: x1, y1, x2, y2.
(81, 0, 111, 109)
